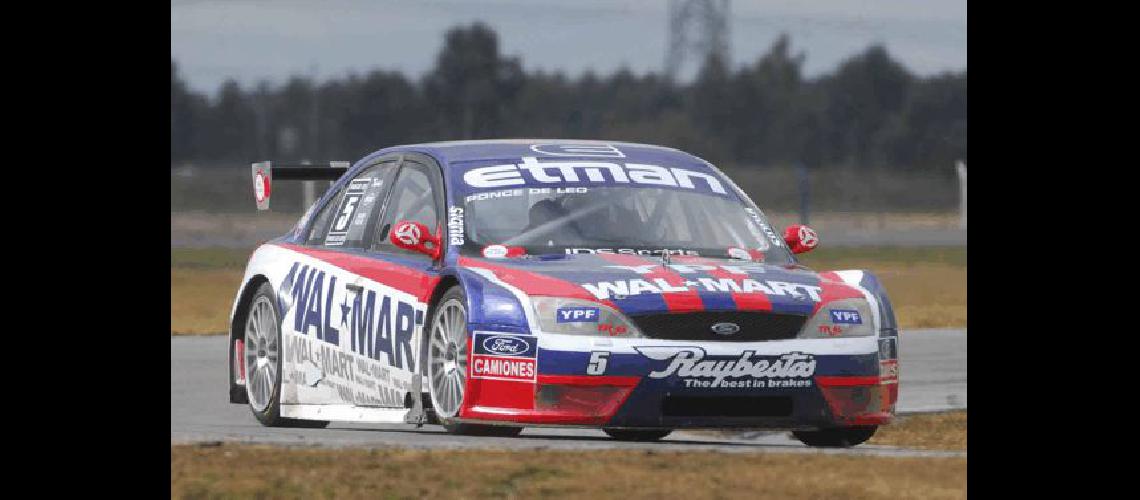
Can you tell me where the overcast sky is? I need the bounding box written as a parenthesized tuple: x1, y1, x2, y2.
(171, 0, 967, 95)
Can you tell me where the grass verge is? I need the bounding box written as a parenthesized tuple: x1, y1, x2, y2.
(170, 246, 965, 334)
(796, 247, 966, 329)
(170, 248, 250, 335)
(172, 445, 966, 499)
(869, 411, 967, 451)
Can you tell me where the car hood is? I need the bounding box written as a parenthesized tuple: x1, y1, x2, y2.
(456, 253, 866, 318)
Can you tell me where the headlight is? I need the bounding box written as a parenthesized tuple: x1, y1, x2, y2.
(531, 297, 645, 338)
(799, 298, 875, 338)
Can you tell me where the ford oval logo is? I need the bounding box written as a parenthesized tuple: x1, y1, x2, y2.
(711, 322, 740, 335)
(482, 335, 531, 356)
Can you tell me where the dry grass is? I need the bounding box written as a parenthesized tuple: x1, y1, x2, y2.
(171, 269, 244, 335)
(169, 247, 965, 334)
(869, 411, 967, 451)
(171, 445, 966, 499)
(170, 249, 250, 335)
(796, 247, 967, 329)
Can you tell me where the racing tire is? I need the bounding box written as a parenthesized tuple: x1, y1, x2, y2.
(792, 426, 877, 448)
(428, 285, 523, 438)
(242, 282, 330, 429)
(603, 428, 673, 441)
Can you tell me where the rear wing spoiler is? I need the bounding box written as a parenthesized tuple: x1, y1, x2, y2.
(251, 161, 350, 210)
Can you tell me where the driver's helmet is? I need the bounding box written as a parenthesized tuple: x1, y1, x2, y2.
(555, 189, 642, 241)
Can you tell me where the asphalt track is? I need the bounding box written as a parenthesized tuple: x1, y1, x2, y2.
(171, 329, 966, 457)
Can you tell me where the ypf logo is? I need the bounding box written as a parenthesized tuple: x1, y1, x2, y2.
(798, 226, 818, 249)
(394, 222, 421, 246)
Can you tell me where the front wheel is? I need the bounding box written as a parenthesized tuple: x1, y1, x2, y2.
(792, 426, 877, 447)
(603, 428, 673, 441)
(429, 286, 523, 437)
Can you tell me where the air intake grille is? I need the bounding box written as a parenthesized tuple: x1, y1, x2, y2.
(662, 396, 794, 417)
(629, 311, 806, 342)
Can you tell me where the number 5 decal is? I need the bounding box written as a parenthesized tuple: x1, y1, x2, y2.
(587, 351, 609, 375)
(333, 195, 360, 232)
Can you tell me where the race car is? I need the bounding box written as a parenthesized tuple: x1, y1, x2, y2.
(228, 140, 900, 447)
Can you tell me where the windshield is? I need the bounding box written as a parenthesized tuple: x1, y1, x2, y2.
(454, 159, 793, 264)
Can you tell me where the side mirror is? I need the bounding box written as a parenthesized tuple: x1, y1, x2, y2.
(783, 224, 819, 254)
(390, 220, 441, 259)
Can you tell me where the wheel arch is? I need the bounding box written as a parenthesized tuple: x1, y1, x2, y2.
(418, 273, 463, 377)
(228, 274, 271, 403)
(426, 274, 462, 313)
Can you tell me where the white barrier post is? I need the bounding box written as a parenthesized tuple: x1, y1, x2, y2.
(302, 159, 315, 212)
(955, 161, 967, 230)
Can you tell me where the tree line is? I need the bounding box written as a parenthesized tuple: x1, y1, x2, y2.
(171, 22, 965, 175)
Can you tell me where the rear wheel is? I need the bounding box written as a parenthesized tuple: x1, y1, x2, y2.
(603, 428, 673, 441)
(429, 286, 522, 437)
(792, 426, 877, 447)
(243, 282, 329, 429)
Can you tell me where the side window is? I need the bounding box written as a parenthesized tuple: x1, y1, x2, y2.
(306, 188, 345, 244)
(305, 161, 398, 247)
(374, 161, 440, 255)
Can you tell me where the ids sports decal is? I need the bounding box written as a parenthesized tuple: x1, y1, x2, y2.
(635, 346, 817, 389)
(605, 263, 767, 275)
(565, 248, 699, 256)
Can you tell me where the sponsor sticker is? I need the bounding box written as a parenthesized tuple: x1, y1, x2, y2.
(277, 261, 425, 372)
(581, 278, 822, 302)
(530, 143, 625, 157)
(254, 170, 270, 203)
(880, 359, 899, 384)
(482, 244, 508, 258)
(462, 157, 729, 196)
(818, 324, 843, 336)
(325, 179, 370, 246)
(829, 309, 863, 324)
(479, 335, 534, 357)
(471, 332, 538, 382)
(744, 207, 780, 249)
(556, 306, 600, 323)
(393, 222, 422, 246)
(565, 248, 699, 256)
(448, 206, 465, 246)
(727, 247, 751, 260)
(634, 346, 816, 389)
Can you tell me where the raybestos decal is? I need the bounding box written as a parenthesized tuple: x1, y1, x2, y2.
(635, 346, 817, 389)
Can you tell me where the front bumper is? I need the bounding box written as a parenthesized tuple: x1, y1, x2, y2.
(457, 332, 898, 430)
